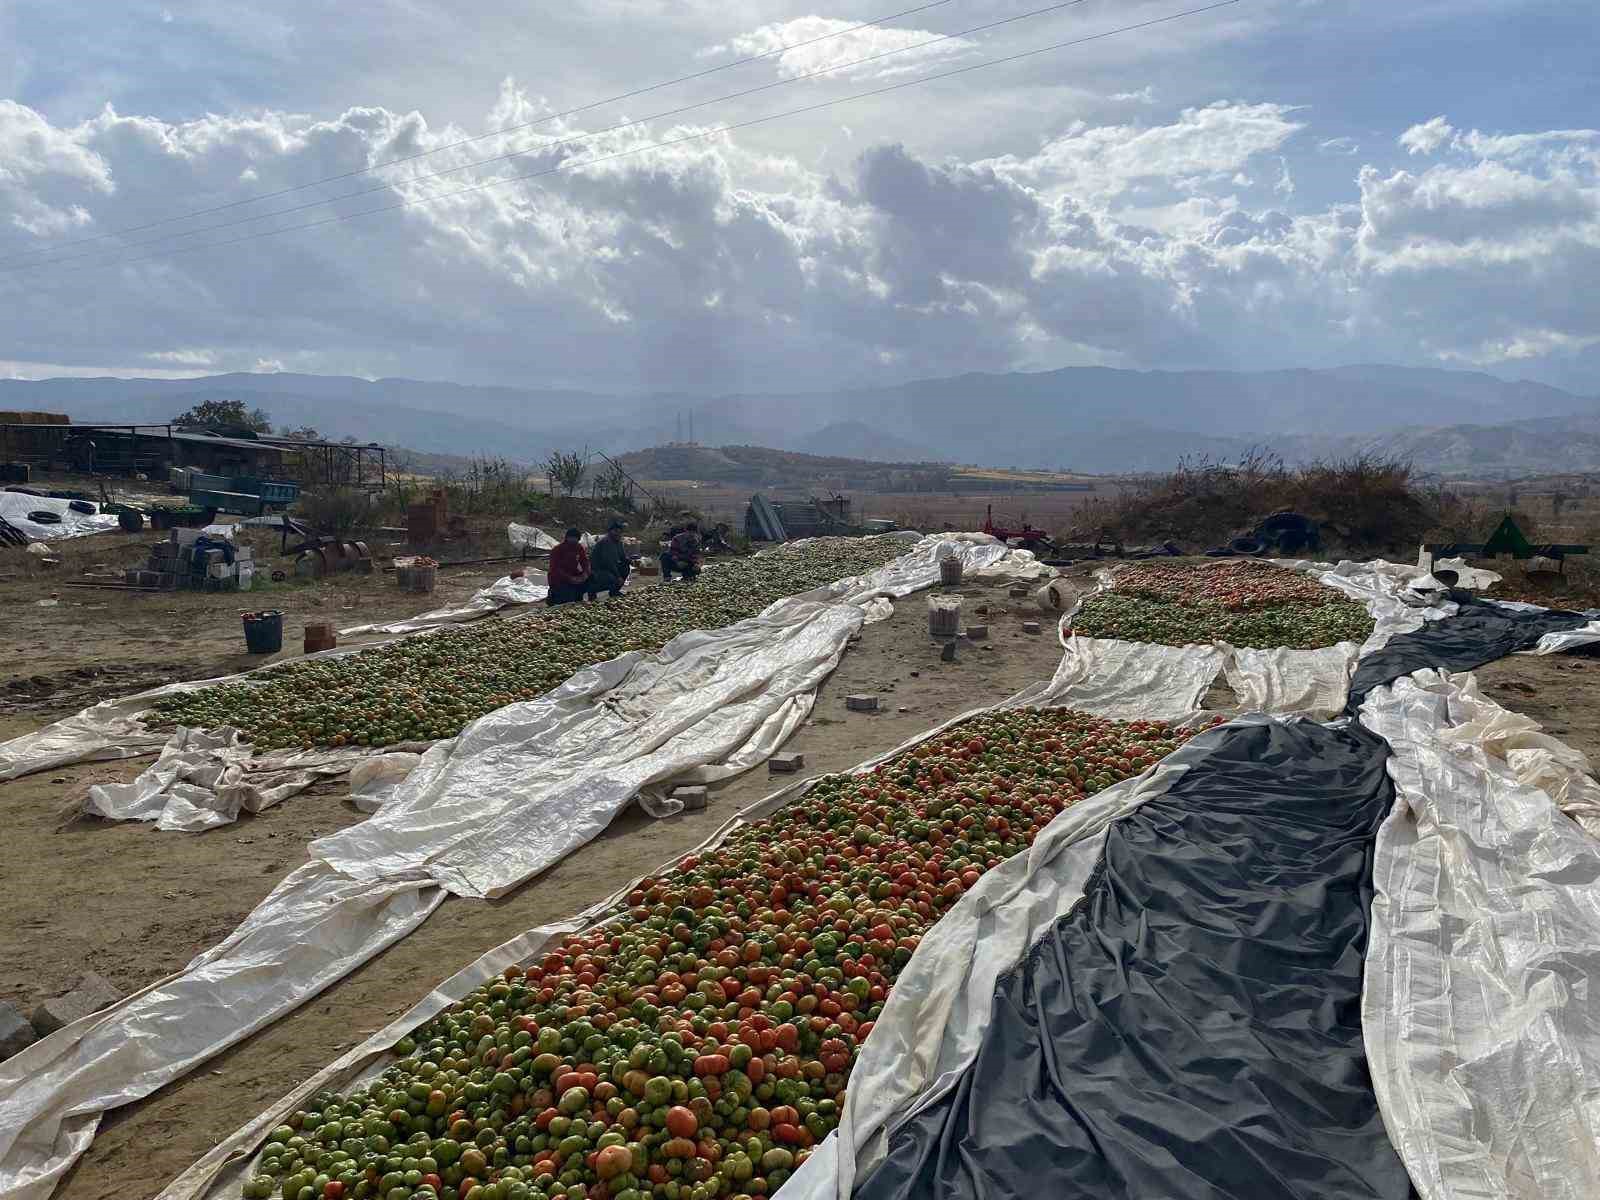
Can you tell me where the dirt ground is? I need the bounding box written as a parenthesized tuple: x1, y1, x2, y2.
(1, 572, 1083, 1200)
(0, 521, 544, 721)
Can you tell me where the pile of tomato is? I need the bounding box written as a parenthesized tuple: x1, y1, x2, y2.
(247, 707, 1215, 1200)
(1072, 561, 1374, 650)
(152, 538, 908, 752)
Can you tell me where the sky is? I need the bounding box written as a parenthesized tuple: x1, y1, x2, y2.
(1, 0, 1596, 395)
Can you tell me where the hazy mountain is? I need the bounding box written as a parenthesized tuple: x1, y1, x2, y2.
(5, 364, 1596, 476)
(795, 422, 940, 463)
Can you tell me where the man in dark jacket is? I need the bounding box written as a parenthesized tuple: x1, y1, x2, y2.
(546, 527, 590, 605)
(587, 521, 631, 599)
(661, 521, 702, 581)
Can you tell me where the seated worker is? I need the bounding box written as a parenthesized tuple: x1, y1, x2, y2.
(661, 521, 702, 581)
(546, 527, 590, 605)
(586, 520, 631, 599)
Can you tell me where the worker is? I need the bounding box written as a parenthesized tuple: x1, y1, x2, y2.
(587, 520, 631, 599)
(661, 521, 702, 582)
(546, 527, 590, 605)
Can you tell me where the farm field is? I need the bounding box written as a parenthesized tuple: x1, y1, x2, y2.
(1, 569, 1082, 1200)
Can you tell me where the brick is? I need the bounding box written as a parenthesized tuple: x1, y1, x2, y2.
(0, 1001, 36, 1060)
(31, 971, 122, 1036)
(672, 786, 708, 812)
(768, 752, 805, 773)
(1022, 621, 1043, 635)
(964, 624, 988, 640)
(845, 694, 880, 712)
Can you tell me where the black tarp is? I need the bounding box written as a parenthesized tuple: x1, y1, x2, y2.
(1346, 594, 1588, 710)
(854, 719, 1414, 1200)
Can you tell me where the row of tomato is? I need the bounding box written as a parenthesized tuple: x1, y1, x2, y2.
(249, 706, 1214, 1200)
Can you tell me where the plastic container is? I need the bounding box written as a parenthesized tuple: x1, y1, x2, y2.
(939, 557, 964, 587)
(242, 610, 284, 654)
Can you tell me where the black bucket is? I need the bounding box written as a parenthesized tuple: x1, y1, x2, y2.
(242, 610, 284, 654)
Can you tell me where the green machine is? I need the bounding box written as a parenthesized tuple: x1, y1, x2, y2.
(1427, 513, 1589, 578)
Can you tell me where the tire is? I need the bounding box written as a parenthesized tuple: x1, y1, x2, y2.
(1229, 536, 1264, 555)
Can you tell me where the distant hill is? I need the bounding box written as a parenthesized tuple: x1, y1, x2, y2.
(612, 444, 950, 490)
(5, 364, 1596, 476)
(794, 422, 941, 463)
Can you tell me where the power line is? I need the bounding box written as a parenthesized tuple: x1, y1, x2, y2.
(0, 0, 963, 265)
(5, 0, 1096, 274)
(10, 1, 1244, 285)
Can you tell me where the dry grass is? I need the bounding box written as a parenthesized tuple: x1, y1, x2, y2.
(1071, 451, 1457, 555)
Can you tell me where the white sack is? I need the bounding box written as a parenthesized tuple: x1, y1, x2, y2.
(1360, 670, 1600, 1200)
(0, 863, 442, 1200)
(507, 523, 592, 551)
(0, 492, 120, 541)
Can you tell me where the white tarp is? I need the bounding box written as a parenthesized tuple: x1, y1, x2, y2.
(339, 570, 551, 637)
(83, 728, 358, 832)
(0, 534, 1047, 1200)
(0, 492, 120, 542)
(1044, 635, 1227, 722)
(1361, 670, 1600, 1200)
(0, 863, 442, 1200)
(1224, 642, 1360, 720)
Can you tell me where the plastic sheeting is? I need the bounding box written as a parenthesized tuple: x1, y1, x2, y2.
(338, 571, 551, 637)
(1347, 595, 1588, 710)
(0, 863, 442, 1200)
(0, 492, 120, 542)
(1042, 635, 1227, 722)
(1361, 670, 1600, 1200)
(83, 728, 357, 831)
(312, 598, 870, 897)
(850, 718, 1411, 1200)
(1224, 641, 1360, 719)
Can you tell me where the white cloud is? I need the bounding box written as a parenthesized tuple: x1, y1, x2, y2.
(0, 92, 1594, 390)
(1399, 116, 1454, 156)
(701, 16, 974, 82)
(1319, 136, 1359, 155)
(1110, 87, 1156, 104)
(980, 102, 1306, 204)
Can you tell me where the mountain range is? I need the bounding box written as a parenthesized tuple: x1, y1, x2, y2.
(3, 364, 1596, 478)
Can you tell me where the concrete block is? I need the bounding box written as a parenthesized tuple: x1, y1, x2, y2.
(964, 624, 988, 640)
(846, 694, 880, 712)
(940, 642, 957, 662)
(0, 1001, 36, 1060)
(768, 752, 805, 773)
(1022, 621, 1043, 635)
(672, 786, 708, 812)
(1008, 585, 1030, 598)
(31, 971, 122, 1036)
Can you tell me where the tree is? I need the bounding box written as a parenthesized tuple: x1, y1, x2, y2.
(277, 424, 323, 442)
(173, 398, 271, 432)
(545, 450, 586, 497)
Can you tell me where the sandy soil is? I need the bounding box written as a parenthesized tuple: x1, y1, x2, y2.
(1, 573, 1082, 1200)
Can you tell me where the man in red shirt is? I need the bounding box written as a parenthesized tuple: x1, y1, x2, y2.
(546, 527, 590, 605)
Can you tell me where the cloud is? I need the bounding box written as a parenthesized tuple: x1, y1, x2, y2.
(1399, 116, 1454, 156)
(980, 102, 1306, 204)
(700, 16, 975, 82)
(1319, 136, 1359, 155)
(0, 92, 1595, 392)
(1110, 87, 1156, 104)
